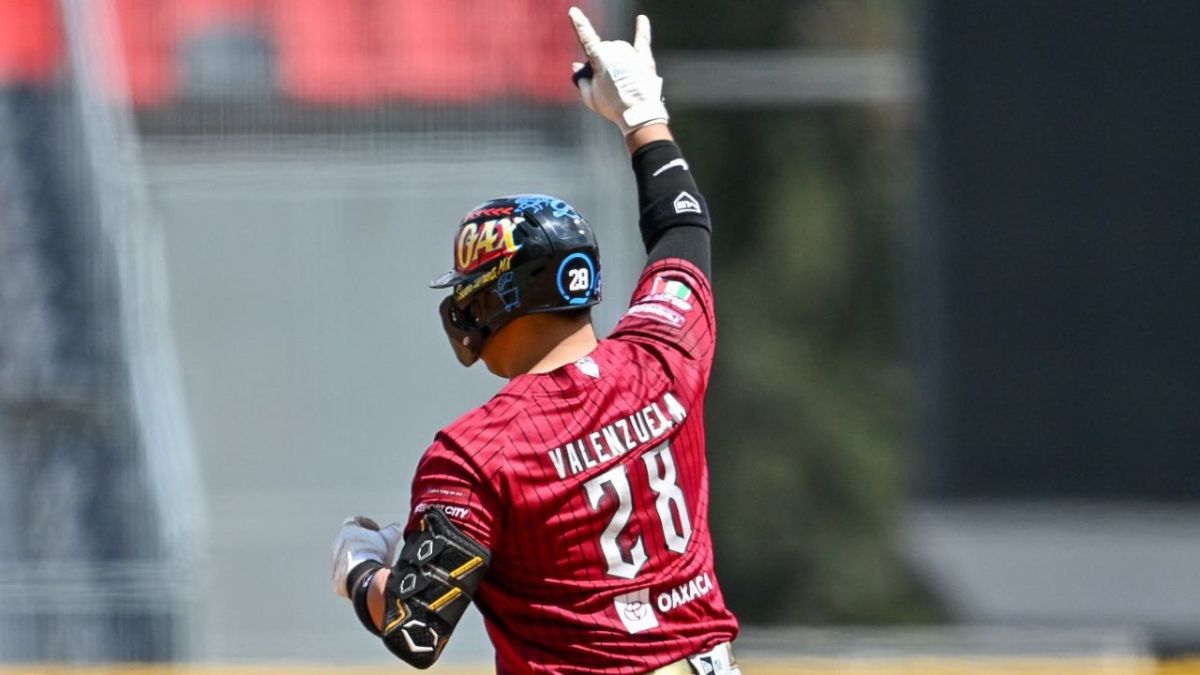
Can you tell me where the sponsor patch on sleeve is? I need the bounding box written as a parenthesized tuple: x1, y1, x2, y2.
(627, 302, 685, 328)
(413, 502, 472, 521)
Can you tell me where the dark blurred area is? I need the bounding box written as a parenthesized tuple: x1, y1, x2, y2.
(920, 0, 1200, 499)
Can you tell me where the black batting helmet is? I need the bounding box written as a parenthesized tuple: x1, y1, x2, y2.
(430, 194, 602, 366)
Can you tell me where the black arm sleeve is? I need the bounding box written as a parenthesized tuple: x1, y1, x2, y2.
(631, 140, 712, 278)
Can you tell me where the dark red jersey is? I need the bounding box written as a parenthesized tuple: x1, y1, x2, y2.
(406, 258, 739, 674)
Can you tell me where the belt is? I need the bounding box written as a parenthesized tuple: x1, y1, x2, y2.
(650, 642, 737, 675)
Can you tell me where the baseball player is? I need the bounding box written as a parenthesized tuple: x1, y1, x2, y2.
(331, 8, 740, 673)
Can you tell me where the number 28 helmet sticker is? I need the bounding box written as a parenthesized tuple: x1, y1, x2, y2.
(557, 252, 598, 305)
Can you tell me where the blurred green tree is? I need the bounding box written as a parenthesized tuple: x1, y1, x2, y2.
(639, 0, 940, 622)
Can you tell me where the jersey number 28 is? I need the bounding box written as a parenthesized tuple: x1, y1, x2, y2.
(583, 442, 692, 579)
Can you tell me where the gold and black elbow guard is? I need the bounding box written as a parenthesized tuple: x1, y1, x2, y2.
(379, 510, 490, 669)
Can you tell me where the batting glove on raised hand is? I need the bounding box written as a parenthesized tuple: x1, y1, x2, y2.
(330, 516, 403, 598)
(569, 7, 668, 136)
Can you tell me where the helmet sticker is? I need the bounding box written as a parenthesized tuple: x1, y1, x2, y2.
(456, 217, 522, 274)
(464, 205, 514, 220)
(557, 253, 596, 305)
(454, 256, 512, 302)
(513, 195, 579, 219)
(494, 272, 520, 311)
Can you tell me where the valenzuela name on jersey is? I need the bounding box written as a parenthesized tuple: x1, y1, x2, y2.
(547, 392, 688, 480)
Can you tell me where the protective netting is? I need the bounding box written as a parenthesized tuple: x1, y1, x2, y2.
(0, 0, 201, 662)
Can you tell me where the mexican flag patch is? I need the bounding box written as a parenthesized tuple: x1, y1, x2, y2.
(652, 277, 692, 301)
(648, 276, 694, 312)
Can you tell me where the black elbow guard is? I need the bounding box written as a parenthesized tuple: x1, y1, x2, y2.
(379, 510, 490, 669)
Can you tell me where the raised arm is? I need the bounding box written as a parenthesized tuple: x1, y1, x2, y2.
(569, 8, 712, 278)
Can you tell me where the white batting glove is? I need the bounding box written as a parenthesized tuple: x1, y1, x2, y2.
(569, 7, 668, 136)
(330, 516, 403, 598)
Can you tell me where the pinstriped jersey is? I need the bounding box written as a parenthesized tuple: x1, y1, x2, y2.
(406, 258, 739, 674)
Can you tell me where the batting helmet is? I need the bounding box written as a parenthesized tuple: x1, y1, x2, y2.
(430, 194, 602, 366)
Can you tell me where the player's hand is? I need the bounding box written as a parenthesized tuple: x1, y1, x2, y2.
(330, 515, 403, 598)
(569, 7, 668, 137)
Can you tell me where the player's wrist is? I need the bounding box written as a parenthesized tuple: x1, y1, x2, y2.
(367, 567, 390, 630)
(348, 560, 385, 635)
(347, 559, 383, 595)
(620, 98, 669, 134)
(626, 123, 674, 155)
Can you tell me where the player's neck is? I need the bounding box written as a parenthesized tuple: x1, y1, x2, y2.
(523, 321, 598, 376)
(484, 315, 598, 378)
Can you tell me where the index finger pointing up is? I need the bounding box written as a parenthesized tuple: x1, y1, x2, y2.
(633, 14, 652, 58)
(568, 7, 602, 59)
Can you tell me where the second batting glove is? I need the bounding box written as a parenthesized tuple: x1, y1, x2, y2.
(569, 8, 668, 136)
(330, 516, 403, 598)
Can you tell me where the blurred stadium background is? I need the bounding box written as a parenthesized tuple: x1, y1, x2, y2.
(0, 0, 1197, 672)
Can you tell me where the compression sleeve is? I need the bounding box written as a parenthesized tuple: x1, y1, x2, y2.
(631, 140, 712, 278)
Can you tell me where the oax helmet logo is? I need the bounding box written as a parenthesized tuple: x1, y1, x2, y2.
(456, 217, 521, 274)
